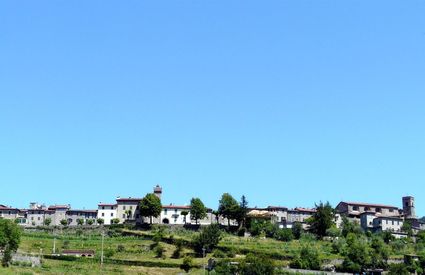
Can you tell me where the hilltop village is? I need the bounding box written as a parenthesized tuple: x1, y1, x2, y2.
(0, 185, 423, 237)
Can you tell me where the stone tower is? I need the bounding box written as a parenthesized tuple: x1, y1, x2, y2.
(154, 185, 162, 200)
(402, 196, 416, 219)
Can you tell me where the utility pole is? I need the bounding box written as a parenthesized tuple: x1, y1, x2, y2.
(202, 247, 206, 274)
(101, 232, 104, 266)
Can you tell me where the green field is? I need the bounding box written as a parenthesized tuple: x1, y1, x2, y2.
(1, 225, 417, 274)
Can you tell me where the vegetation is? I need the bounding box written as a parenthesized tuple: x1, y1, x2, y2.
(308, 201, 334, 238)
(139, 193, 162, 224)
(43, 218, 52, 226)
(192, 224, 222, 255)
(0, 219, 22, 267)
(189, 198, 207, 224)
(218, 193, 240, 227)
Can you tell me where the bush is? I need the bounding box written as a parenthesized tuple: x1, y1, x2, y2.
(274, 228, 294, 242)
(290, 245, 322, 270)
(154, 244, 165, 258)
(240, 253, 275, 275)
(214, 259, 239, 274)
(180, 256, 194, 273)
(117, 244, 125, 252)
(172, 239, 183, 259)
(104, 248, 115, 258)
(388, 263, 410, 275)
(237, 227, 246, 237)
(192, 224, 222, 255)
(212, 249, 227, 258)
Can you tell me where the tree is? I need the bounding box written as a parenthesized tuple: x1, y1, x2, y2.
(0, 219, 22, 267)
(97, 218, 104, 225)
(341, 216, 363, 237)
(43, 217, 52, 226)
(86, 219, 94, 225)
(181, 256, 194, 273)
(181, 210, 189, 224)
(60, 219, 68, 226)
(402, 220, 413, 236)
(218, 193, 239, 227)
(77, 218, 84, 226)
(190, 198, 207, 225)
(292, 222, 303, 239)
(308, 202, 335, 238)
(193, 224, 222, 255)
(342, 233, 372, 273)
(236, 195, 249, 228)
(111, 218, 120, 224)
(139, 193, 162, 224)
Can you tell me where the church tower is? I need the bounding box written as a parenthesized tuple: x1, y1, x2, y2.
(402, 196, 416, 219)
(154, 185, 162, 200)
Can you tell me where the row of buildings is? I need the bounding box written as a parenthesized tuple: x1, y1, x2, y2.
(1, 185, 423, 236)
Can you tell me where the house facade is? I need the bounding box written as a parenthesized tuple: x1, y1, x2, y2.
(97, 203, 117, 225)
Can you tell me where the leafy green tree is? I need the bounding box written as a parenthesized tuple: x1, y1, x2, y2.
(218, 193, 240, 227)
(139, 193, 162, 224)
(342, 233, 372, 272)
(193, 224, 222, 255)
(96, 218, 104, 225)
(181, 210, 189, 224)
(370, 236, 390, 268)
(77, 218, 84, 225)
(60, 219, 68, 226)
(341, 216, 363, 237)
(402, 219, 413, 236)
(292, 222, 303, 239)
(0, 219, 22, 267)
(43, 217, 52, 226)
(86, 219, 94, 225)
(308, 202, 335, 238)
(111, 218, 120, 224)
(190, 198, 207, 224)
(240, 253, 275, 275)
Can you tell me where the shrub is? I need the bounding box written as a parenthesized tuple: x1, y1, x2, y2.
(290, 245, 322, 270)
(116, 244, 125, 252)
(154, 244, 165, 258)
(388, 263, 410, 275)
(214, 259, 239, 274)
(240, 253, 275, 275)
(172, 239, 183, 259)
(274, 228, 294, 242)
(192, 224, 222, 255)
(181, 256, 194, 273)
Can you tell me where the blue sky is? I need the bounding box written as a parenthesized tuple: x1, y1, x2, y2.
(1, 1, 425, 212)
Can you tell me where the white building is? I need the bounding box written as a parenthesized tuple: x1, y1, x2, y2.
(97, 203, 117, 225)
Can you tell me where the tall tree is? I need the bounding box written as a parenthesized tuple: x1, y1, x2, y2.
(308, 201, 335, 238)
(0, 219, 21, 267)
(236, 195, 249, 227)
(139, 193, 162, 224)
(218, 193, 239, 227)
(190, 197, 207, 225)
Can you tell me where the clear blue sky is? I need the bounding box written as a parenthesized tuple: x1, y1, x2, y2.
(1, 1, 425, 213)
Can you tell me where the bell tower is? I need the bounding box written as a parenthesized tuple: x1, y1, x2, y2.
(154, 185, 162, 200)
(402, 196, 416, 219)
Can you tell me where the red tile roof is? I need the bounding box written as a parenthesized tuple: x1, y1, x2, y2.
(340, 201, 398, 209)
(116, 198, 143, 202)
(162, 205, 190, 209)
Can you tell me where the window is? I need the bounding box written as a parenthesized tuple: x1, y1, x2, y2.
(111, 213, 113, 217)
(353, 206, 359, 211)
(389, 209, 394, 213)
(164, 209, 167, 215)
(123, 206, 126, 210)
(175, 209, 178, 213)
(102, 213, 105, 217)
(376, 208, 382, 213)
(365, 207, 370, 211)
(102, 206, 105, 210)
(38, 217, 40, 220)
(392, 221, 394, 225)
(130, 206, 133, 210)
(122, 214, 125, 218)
